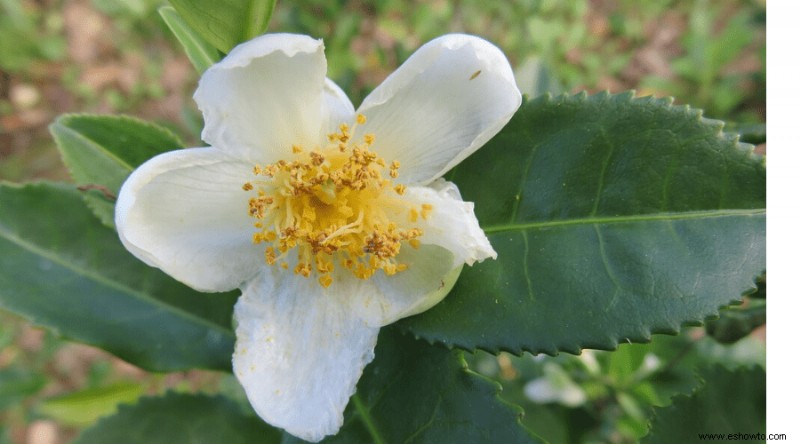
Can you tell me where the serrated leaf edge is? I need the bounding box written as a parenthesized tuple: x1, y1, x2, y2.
(406, 91, 765, 358)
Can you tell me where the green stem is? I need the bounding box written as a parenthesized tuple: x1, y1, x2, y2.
(353, 393, 385, 444)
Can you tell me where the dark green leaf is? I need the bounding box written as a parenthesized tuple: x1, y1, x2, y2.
(705, 301, 765, 344)
(49, 114, 184, 227)
(74, 392, 281, 444)
(402, 92, 765, 355)
(159, 6, 221, 73)
(0, 182, 236, 371)
(751, 274, 766, 299)
(644, 366, 765, 443)
(168, 0, 277, 53)
(302, 328, 540, 443)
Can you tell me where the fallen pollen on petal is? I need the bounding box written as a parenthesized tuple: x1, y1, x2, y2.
(421, 203, 433, 220)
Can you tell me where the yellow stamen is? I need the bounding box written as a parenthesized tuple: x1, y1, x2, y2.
(243, 115, 424, 286)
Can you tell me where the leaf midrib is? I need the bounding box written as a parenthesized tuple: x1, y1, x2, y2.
(0, 223, 235, 338)
(483, 208, 764, 234)
(54, 121, 135, 172)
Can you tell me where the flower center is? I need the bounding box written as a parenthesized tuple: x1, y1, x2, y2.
(243, 114, 431, 288)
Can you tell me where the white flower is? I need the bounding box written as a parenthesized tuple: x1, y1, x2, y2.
(115, 33, 520, 441)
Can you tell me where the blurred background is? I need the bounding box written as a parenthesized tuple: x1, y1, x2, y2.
(0, 0, 766, 443)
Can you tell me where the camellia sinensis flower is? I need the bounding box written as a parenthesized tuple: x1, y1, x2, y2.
(115, 33, 521, 441)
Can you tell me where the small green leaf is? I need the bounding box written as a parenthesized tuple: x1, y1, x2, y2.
(168, 0, 277, 53)
(159, 6, 221, 73)
(49, 114, 184, 227)
(0, 182, 236, 371)
(402, 92, 765, 355)
(37, 383, 143, 427)
(705, 301, 766, 344)
(514, 57, 564, 98)
(74, 392, 281, 444)
(305, 329, 541, 443)
(644, 366, 765, 442)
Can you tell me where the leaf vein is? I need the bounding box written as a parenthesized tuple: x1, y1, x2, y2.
(0, 224, 234, 338)
(55, 123, 134, 171)
(353, 393, 386, 444)
(521, 230, 535, 302)
(508, 123, 539, 225)
(590, 128, 615, 216)
(483, 208, 764, 233)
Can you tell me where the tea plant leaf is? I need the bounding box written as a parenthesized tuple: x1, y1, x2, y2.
(74, 392, 281, 444)
(0, 182, 236, 371)
(50, 114, 184, 227)
(37, 383, 144, 427)
(159, 6, 221, 73)
(168, 0, 277, 53)
(402, 92, 765, 355)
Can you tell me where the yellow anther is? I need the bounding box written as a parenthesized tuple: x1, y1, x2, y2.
(242, 182, 254, 191)
(356, 114, 367, 124)
(294, 263, 312, 277)
(389, 160, 400, 179)
(409, 208, 419, 222)
(309, 151, 325, 166)
(292, 145, 303, 153)
(364, 134, 375, 145)
(394, 184, 406, 195)
(319, 274, 333, 288)
(421, 203, 433, 220)
(265, 247, 277, 265)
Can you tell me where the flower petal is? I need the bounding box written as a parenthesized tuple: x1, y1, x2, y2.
(356, 34, 521, 185)
(115, 147, 262, 291)
(347, 245, 463, 327)
(322, 78, 356, 135)
(403, 179, 497, 265)
(194, 33, 328, 164)
(233, 271, 379, 442)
